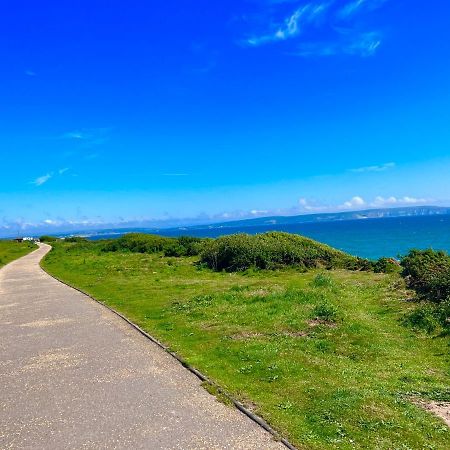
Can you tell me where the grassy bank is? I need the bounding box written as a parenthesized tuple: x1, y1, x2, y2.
(0, 240, 37, 268)
(42, 240, 450, 449)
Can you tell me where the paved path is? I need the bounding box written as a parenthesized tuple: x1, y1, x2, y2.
(0, 244, 283, 450)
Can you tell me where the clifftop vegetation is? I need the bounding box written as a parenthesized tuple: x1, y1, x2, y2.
(41, 235, 450, 449)
(199, 232, 371, 272)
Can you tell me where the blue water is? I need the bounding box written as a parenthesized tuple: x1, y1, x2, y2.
(89, 215, 450, 260)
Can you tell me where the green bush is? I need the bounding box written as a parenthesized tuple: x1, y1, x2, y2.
(40, 235, 58, 242)
(436, 300, 450, 330)
(401, 249, 450, 303)
(374, 257, 401, 274)
(176, 236, 206, 256)
(101, 233, 207, 257)
(345, 257, 374, 271)
(200, 232, 368, 272)
(403, 301, 450, 334)
(312, 272, 334, 288)
(400, 249, 450, 333)
(311, 302, 338, 322)
(102, 233, 171, 253)
(164, 243, 187, 257)
(64, 236, 88, 243)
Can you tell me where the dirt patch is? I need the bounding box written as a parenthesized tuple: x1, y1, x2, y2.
(245, 288, 272, 297)
(200, 322, 220, 330)
(243, 286, 283, 298)
(243, 400, 258, 412)
(414, 400, 450, 427)
(230, 331, 265, 340)
(282, 331, 308, 338)
(230, 330, 308, 340)
(307, 319, 337, 328)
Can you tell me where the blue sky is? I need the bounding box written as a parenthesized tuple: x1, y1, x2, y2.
(1, 0, 450, 235)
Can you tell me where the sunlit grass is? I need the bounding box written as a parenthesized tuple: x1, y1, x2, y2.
(42, 243, 450, 449)
(0, 240, 37, 268)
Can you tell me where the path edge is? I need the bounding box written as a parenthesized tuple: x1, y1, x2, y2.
(39, 246, 297, 450)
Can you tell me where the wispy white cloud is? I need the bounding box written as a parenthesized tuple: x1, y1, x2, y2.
(246, 3, 329, 46)
(339, 0, 367, 17)
(295, 31, 382, 57)
(62, 131, 87, 140)
(338, 0, 387, 19)
(243, 0, 388, 57)
(276, 4, 327, 39)
(25, 70, 37, 77)
(59, 128, 110, 148)
(31, 173, 52, 186)
(31, 167, 70, 187)
(344, 31, 382, 56)
(350, 161, 395, 173)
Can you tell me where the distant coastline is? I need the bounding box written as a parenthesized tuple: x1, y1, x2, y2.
(4, 206, 450, 260)
(49, 205, 450, 239)
(52, 207, 450, 260)
(183, 205, 450, 230)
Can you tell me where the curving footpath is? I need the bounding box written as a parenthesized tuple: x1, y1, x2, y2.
(0, 244, 283, 449)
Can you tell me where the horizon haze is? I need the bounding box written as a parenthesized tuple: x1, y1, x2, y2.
(2, 205, 449, 239)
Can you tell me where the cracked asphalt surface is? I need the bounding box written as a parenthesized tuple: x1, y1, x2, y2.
(0, 244, 284, 449)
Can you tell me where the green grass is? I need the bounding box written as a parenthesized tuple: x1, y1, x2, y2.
(0, 240, 37, 268)
(42, 242, 450, 449)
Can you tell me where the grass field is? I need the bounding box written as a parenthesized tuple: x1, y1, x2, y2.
(0, 240, 37, 268)
(42, 241, 450, 449)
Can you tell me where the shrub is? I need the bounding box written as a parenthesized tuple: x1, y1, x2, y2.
(64, 236, 88, 243)
(436, 300, 450, 330)
(403, 301, 450, 334)
(345, 257, 374, 272)
(40, 235, 58, 242)
(401, 249, 450, 303)
(374, 257, 401, 274)
(101, 233, 207, 257)
(172, 236, 206, 257)
(200, 231, 368, 272)
(312, 272, 334, 288)
(102, 233, 171, 253)
(164, 243, 187, 257)
(311, 302, 338, 322)
(400, 249, 450, 333)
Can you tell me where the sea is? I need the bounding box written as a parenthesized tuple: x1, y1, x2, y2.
(87, 214, 450, 260)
